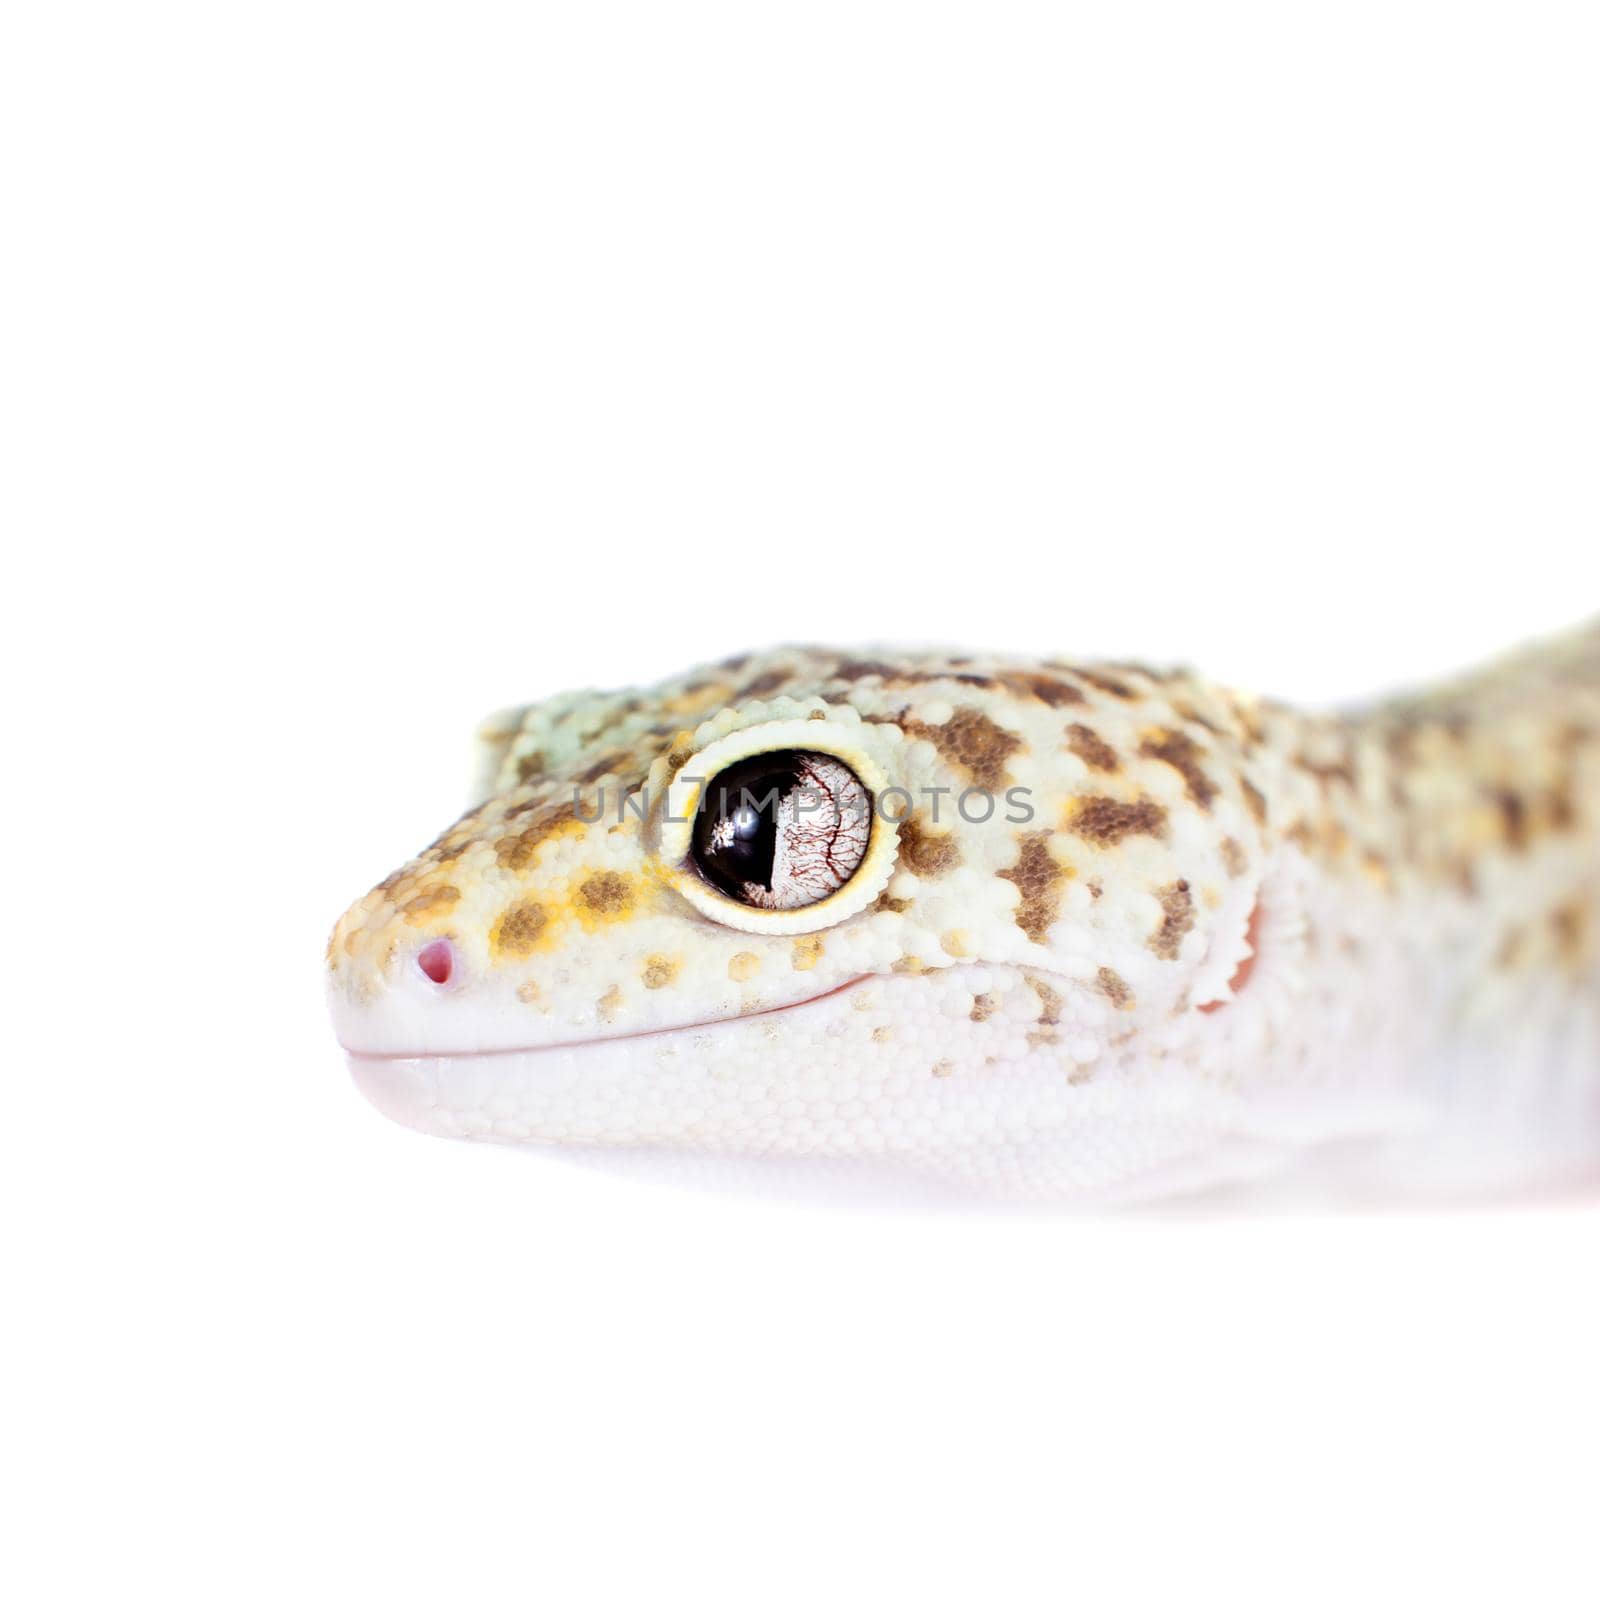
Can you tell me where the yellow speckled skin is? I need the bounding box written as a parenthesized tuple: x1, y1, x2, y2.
(328, 626, 1600, 1202)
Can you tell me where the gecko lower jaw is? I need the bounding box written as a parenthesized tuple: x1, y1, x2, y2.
(338, 973, 873, 1062)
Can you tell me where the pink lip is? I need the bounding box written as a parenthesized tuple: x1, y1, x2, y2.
(342, 973, 873, 1062)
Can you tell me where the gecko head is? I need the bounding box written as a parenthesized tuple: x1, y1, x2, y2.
(327, 649, 1273, 1200)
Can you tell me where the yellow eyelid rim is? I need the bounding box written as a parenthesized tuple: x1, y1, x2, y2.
(657, 718, 902, 935)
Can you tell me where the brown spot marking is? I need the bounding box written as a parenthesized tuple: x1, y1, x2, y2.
(1173, 700, 1224, 736)
(1494, 788, 1530, 853)
(578, 752, 631, 784)
(1239, 705, 1270, 748)
(1097, 967, 1133, 1009)
(931, 1059, 955, 1078)
(901, 706, 1025, 791)
(790, 935, 825, 971)
(1239, 778, 1267, 827)
(503, 787, 554, 819)
(1140, 728, 1219, 811)
(891, 955, 924, 974)
(1219, 836, 1248, 878)
(495, 803, 582, 871)
(1025, 975, 1063, 1026)
(1069, 796, 1168, 846)
(1546, 779, 1577, 832)
(742, 668, 792, 697)
(898, 817, 961, 877)
(871, 1026, 893, 1044)
(831, 659, 899, 682)
(728, 952, 760, 982)
(1149, 879, 1195, 960)
(999, 671, 1085, 707)
(997, 832, 1065, 944)
(834, 661, 1019, 694)
(515, 751, 547, 784)
(1066, 723, 1120, 773)
(873, 891, 913, 914)
(1069, 667, 1141, 701)
(492, 899, 549, 958)
(970, 993, 997, 1022)
(597, 986, 624, 1023)
(642, 954, 679, 989)
(577, 871, 633, 917)
(516, 979, 542, 1004)
(1296, 754, 1357, 790)
(1552, 901, 1588, 966)
(399, 884, 460, 924)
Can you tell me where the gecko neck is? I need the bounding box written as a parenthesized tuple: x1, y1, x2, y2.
(1229, 632, 1600, 1193)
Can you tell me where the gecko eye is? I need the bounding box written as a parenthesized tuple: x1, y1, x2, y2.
(690, 750, 872, 910)
(661, 717, 899, 934)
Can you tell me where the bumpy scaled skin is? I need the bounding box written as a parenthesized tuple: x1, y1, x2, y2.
(328, 626, 1600, 1203)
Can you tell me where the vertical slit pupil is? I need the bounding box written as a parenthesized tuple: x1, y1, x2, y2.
(690, 751, 809, 903)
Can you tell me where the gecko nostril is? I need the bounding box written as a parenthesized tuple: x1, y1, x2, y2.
(417, 939, 454, 986)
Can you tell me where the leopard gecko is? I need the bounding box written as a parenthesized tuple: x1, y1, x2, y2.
(327, 624, 1599, 1203)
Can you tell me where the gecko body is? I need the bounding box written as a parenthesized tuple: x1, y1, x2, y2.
(328, 625, 1600, 1202)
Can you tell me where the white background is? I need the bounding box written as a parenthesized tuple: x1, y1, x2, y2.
(6, 3, 1599, 1596)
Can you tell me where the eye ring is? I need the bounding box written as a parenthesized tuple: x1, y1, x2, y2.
(658, 719, 901, 934)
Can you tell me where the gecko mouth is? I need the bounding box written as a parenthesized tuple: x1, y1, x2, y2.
(340, 973, 874, 1063)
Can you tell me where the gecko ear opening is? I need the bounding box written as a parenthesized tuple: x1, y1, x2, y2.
(657, 719, 902, 935)
(1198, 900, 1262, 1013)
